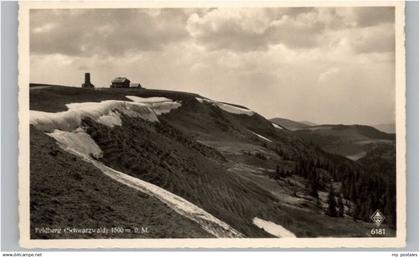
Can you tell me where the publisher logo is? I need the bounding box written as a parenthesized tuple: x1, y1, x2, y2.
(370, 209, 385, 227)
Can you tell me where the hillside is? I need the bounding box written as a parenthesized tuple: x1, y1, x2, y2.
(29, 84, 396, 238)
(372, 123, 396, 134)
(30, 127, 211, 239)
(294, 124, 395, 161)
(270, 117, 311, 131)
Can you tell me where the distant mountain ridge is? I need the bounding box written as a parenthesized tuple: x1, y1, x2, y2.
(270, 117, 395, 161)
(298, 124, 394, 139)
(371, 123, 395, 134)
(299, 120, 317, 126)
(294, 124, 394, 161)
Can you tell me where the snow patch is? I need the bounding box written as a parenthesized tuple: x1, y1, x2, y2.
(126, 95, 181, 115)
(346, 151, 367, 161)
(195, 97, 215, 104)
(217, 103, 254, 116)
(250, 131, 273, 142)
(272, 123, 283, 129)
(30, 100, 159, 132)
(150, 101, 182, 115)
(195, 97, 254, 116)
(48, 128, 103, 159)
(31, 95, 183, 132)
(96, 110, 122, 128)
(97, 161, 243, 238)
(195, 97, 207, 103)
(46, 128, 243, 238)
(126, 96, 173, 103)
(253, 217, 296, 238)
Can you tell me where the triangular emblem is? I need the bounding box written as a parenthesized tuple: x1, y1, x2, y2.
(370, 209, 385, 227)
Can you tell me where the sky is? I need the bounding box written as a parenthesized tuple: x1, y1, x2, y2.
(30, 7, 396, 125)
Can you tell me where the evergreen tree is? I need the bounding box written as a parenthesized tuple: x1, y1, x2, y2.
(275, 165, 280, 180)
(384, 182, 396, 228)
(353, 201, 361, 221)
(307, 177, 319, 199)
(326, 183, 338, 217)
(295, 161, 301, 176)
(337, 193, 345, 217)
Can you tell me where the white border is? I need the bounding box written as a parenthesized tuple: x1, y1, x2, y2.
(18, 0, 406, 249)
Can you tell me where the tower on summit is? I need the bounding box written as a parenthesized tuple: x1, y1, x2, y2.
(81, 73, 95, 88)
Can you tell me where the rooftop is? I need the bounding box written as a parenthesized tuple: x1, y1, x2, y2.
(111, 77, 130, 83)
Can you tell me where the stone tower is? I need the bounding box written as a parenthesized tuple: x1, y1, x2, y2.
(81, 73, 95, 88)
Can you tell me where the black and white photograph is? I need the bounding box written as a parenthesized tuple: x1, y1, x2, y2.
(17, 1, 406, 249)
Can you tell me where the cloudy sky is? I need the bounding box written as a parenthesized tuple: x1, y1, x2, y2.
(30, 7, 395, 125)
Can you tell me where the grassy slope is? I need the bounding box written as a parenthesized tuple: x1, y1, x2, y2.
(83, 114, 381, 237)
(30, 127, 210, 239)
(83, 116, 274, 237)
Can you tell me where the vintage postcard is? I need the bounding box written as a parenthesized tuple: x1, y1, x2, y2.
(18, 0, 406, 249)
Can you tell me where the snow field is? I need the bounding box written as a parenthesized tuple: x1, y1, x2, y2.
(195, 97, 254, 116)
(252, 217, 296, 238)
(30, 96, 182, 132)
